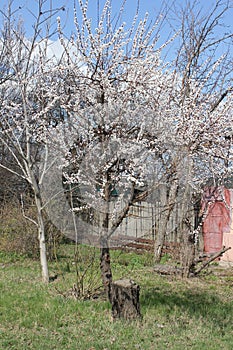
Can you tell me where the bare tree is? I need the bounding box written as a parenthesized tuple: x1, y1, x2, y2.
(0, 1, 65, 283)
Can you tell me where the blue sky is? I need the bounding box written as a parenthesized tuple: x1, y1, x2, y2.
(0, 0, 169, 37)
(0, 0, 232, 36)
(0, 0, 232, 62)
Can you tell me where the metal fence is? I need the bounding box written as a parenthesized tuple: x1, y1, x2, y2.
(94, 199, 198, 243)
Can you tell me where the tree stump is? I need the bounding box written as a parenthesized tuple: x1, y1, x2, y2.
(111, 279, 141, 320)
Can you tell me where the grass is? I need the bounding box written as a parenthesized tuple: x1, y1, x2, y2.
(1, 246, 233, 350)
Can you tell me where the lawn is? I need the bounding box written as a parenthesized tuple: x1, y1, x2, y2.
(1, 246, 233, 350)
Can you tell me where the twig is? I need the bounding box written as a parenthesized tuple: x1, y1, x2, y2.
(20, 194, 38, 227)
(193, 246, 231, 275)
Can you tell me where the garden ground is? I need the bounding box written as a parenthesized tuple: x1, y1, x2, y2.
(1, 246, 233, 350)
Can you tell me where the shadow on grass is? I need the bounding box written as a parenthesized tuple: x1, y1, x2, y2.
(140, 285, 233, 330)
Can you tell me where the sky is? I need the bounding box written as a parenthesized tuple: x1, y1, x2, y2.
(0, 0, 232, 62)
(0, 0, 171, 37)
(0, 0, 232, 35)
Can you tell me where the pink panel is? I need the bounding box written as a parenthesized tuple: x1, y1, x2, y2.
(202, 187, 231, 255)
(221, 233, 233, 262)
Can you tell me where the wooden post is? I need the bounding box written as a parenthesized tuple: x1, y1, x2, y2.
(111, 279, 141, 320)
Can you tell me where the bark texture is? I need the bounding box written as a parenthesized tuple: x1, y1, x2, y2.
(34, 186, 49, 284)
(111, 279, 141, 320)
(100, 246, 112, 301)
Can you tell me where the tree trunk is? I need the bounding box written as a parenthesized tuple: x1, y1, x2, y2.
(100, 245, 112, 301)
(100, 180, 113, 300)
(27, 165, 49, 283)
(35, 193, 49, 283)
(38, 214, 49, 284)
(180, 230, 195, 278)
(154, 220, 168, 263)
(154, 181, 178, 263)
(38, 230, 49, 283)
(111, 279, 141, 320)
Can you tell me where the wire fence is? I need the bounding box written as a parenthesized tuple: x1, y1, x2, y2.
(94, 199, 198, 243)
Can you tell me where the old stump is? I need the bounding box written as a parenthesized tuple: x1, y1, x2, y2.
(111, 279, 141, 320)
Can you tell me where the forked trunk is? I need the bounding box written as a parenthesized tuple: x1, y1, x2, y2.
(27, 164, 49, 283)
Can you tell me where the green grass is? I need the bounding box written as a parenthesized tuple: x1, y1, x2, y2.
(1, 246, 233, 350)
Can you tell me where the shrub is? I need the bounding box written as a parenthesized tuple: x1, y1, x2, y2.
(0, 199, 66, 260)
(0, 201, 39, 258)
